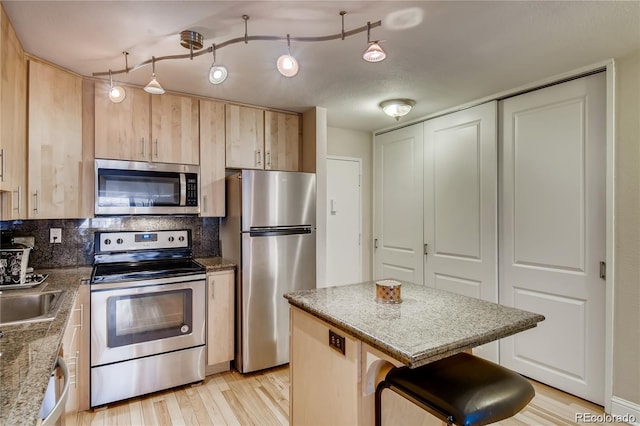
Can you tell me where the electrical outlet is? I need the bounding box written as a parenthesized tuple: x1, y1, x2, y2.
(329, 330, 346, 355)
(50, 228, 62, 244)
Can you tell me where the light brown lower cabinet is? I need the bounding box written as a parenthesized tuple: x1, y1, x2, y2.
(62, 284, 90, 423)
(206, 269, 235, 375)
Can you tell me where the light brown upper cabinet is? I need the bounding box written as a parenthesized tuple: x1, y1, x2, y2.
(95, 84, 199, 165)
(94, 82, 151, 162)
(225, 105, 300, 171)
(151, 93, 199, 165)
(28, 60, 85, 219)
(264, 110, 300, 171)
(0, 7, 27, 219)
(199, 99, 226, 217)
(225, 104, 264, 169)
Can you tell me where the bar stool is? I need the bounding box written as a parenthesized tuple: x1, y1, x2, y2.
(375, 352, 534, 426)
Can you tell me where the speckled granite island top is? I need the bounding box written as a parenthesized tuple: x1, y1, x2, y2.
(284, 280, 545, 368)
(196, 257, 236, 272)
(0, 267, 92, 426)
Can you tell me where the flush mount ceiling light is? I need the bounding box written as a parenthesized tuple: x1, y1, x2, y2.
(277, 34, 299, 77)
(380, 99, 416, 120)
(144, 56, 165, 95)
(93, 11, 384, 90)
(362, 21, 386, 62)
(208, 44, 228, 84)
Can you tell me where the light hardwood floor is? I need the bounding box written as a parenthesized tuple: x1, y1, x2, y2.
(70, 365, 618, 426)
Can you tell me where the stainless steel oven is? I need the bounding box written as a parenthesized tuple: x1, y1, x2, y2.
(95, 159, 199, 215)
(90, 230, 206, 407)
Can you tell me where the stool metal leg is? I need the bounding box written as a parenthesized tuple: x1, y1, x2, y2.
(375, 380, 454, 426)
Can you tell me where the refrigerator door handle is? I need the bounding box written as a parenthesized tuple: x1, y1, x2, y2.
(249, 226, 312, 237)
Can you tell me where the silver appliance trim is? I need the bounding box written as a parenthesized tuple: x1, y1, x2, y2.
(90, 274, 206, 291)
(91, 346, 205, 407)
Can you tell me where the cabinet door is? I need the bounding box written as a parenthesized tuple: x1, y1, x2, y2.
(206, 270, 234, 369)
(151, 93, 200, 165)
(225, 104, 264, 169)
(0, 8, 27, 219)
(94, 82, 151, 161)
(264, 111, 300, 171)
(199, 99, 226, 217)
(63, 284, 90, 421)
(28, 61, 83, 219)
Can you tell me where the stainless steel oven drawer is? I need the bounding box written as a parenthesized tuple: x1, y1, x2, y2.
(90, 346, 205, 407)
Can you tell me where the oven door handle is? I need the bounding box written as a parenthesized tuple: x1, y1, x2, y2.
(90, 274, 206, 291)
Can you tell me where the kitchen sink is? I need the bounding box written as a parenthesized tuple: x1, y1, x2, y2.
(0, 290, 64, 326)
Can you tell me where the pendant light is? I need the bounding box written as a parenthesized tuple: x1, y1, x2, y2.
(144, 56, 165, 94)
(277, 34, 299, 77)
(108, 70, 126, 103)
(362, 22, 386, 62)
(208, 44, 228, 85)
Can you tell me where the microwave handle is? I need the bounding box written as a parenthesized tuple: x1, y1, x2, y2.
(180, 173, 186, 206)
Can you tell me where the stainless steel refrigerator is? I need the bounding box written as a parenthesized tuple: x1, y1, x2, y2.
(220, 169, 316, 373)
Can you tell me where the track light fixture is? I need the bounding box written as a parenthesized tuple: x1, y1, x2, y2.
(93, 12, 383, 91)
(108, 70, 126, 103)
(362, 22, 386, 62)
(380, 99, 415, 120)
(144, 56, 165, 95)
(208, 44, 228, 85)
(277, 34, 299, 78)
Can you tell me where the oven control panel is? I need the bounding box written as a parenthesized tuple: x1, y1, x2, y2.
(97, 230, 189, 252)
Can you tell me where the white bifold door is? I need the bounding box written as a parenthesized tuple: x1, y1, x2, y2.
(373, 123, 424, 284)
(423, 102, 498, 362)
(499, 73, 606, 404)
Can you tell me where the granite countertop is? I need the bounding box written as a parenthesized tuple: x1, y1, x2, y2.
(0, 267, 91, 426)
(196, 257, 236, 272)
(284, 280, 545, 368)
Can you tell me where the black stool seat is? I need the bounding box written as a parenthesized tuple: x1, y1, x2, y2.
(375, 352, 534, 426)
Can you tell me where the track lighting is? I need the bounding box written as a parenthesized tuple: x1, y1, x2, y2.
(208, 44, 228, 85)
(277, 35, 299, 78)
(94, 12, 384, 89)
(380, 99, 415, 120)
(144, 56, 165, 95)
(108, 70, 126, 103)
(362, 22, 386, 62)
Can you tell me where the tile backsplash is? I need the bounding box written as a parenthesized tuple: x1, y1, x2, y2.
(0, 216, 220, 269)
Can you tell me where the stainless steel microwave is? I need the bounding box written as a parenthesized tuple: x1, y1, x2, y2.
(95, 159, 200, 215)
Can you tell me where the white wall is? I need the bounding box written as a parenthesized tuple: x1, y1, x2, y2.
(327, 126, 373, 281)
(613, 48, 640, 409)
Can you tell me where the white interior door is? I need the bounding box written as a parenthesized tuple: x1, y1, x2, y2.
(374, 123, 424, 284)
(423, 101, 498, 362)
(499, 73, 606, 404)
(326, 156, 362, 287)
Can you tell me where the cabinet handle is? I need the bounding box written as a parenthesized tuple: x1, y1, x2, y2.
(79, 303, 84, 330)
(266, 151, 271, 168)
(374, 238, 378, 249)
(202, 195, 207, 213)
(255, 150, 262, 166)
(154, 139, 159, 159)
(12, 186, 22, 215)
(141, 137, 146, 158)
(210, 279, 215, 299)
(0, 148, 5, 182)
(424, 243, 429, 255)
(33, 190, 39, 214)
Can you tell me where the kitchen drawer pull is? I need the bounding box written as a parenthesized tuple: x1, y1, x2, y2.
(154, 139, 159, 158)
(33, 191, 39, 214)
(0, 148, 5, 182)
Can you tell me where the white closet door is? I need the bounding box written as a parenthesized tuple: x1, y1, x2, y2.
(373, 123, 424, 284)
(499, 73, 606, 404)
(423, 101, 498, 361)
(326, 157, 362, 287)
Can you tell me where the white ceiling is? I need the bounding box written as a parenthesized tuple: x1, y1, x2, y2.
(3, 1, 639, 132)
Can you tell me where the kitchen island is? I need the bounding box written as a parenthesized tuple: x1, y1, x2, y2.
(284, 280, 545, 425)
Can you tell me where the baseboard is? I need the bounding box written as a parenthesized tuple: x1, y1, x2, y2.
(610, 396, 640, 425)
(205, 361, 231, 376)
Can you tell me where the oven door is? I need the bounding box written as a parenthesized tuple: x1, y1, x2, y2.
(90, 276, 205, 367)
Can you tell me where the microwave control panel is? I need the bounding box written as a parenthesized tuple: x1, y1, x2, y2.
(185, 173, 198, 206)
